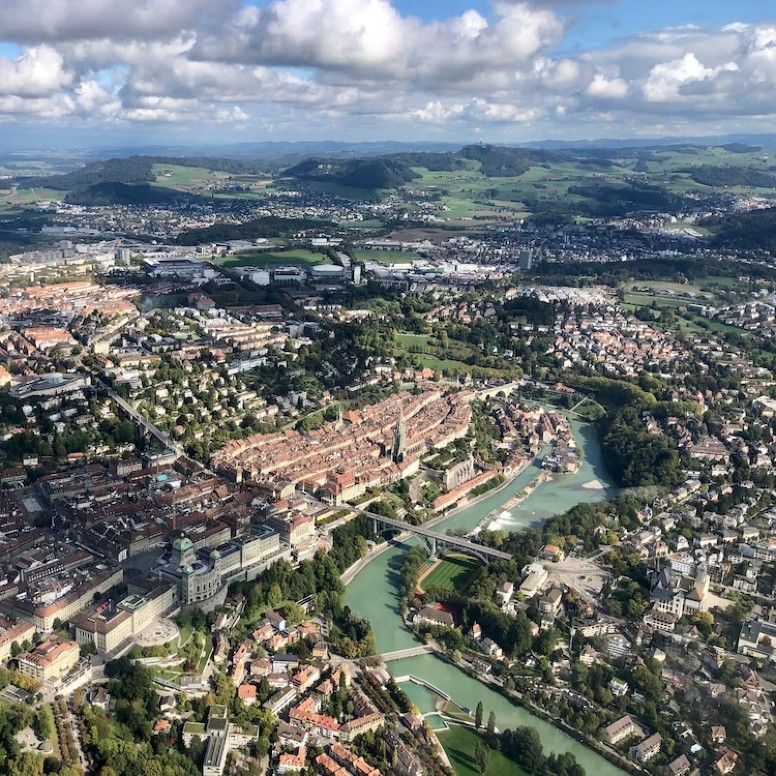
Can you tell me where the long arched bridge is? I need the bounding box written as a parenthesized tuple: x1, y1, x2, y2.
(350, 507, 512, 563)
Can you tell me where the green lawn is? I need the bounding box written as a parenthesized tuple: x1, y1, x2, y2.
(625, 308, 752, 338)
(573, 398, 606, 421)
(396, 333, 435, 348)
(414, 354, 504, 378)
(679, 313, 752, 336)
(623, 280, 704, 294)
(178, 624, 194, 648)
(439, 726, 528, 776)
(696, 274, 747, 289)
(442, 700, 475, 723)
(196, 647, 212, 675)
(419, 554, 481, 594)
(152, 164, 273, 200)
(213, 249, 328, 268)
(395, 332, 480, 364)
(660, 221, 711, 235)
(150, 665, 183, 683)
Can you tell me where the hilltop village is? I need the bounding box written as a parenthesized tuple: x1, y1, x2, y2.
(0, 193, 774, 776)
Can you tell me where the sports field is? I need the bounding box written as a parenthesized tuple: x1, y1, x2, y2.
(353, 248, 422, 263)
(213, 249, 327, 268)
(417, 553, 481, 594)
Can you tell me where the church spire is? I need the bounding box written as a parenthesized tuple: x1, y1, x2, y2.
(392, 411, 406, 463)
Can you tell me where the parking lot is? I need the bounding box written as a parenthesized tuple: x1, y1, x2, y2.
(548, 556, 611, 601)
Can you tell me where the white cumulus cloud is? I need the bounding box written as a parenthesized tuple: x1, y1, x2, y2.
(0, 46, 72, 97)
(643, 52, 738, 102)
(586, 73, 629, 99)
(0, 2, 774, 138)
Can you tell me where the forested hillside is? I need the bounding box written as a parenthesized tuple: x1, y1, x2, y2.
(284, 157, 421, 188)
(176, 216, 334, 244)
(687, 165, 776, 188)
(702, 207, 776, 252)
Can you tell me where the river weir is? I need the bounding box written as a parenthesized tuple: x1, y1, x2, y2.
(473, 468, 554, 534)
(344, 419, 626, 776)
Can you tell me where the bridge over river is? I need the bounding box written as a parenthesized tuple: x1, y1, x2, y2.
(349, 507, 513, 563)
(379, 645, 435, 662)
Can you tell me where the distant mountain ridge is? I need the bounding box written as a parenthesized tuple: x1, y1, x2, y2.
(14, 155, 274, 206)
(13, 140, 776, 222)
(282, 145, 569, 187)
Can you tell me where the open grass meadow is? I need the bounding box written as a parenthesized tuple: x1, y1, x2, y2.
(623, 280, 705, 294)
(152, 163, 232, 188)
(659, 220, 711, 235)
(678, 313, 752, 336)
(622, 293, 698, 310)
(152, 163, 273, 200)
(395, 332, 477, 361)
(439, 726, 529, 776)
(393, 332, 506, 378)
(1, 186, 65, 208)
(418, 354, 504, 378)
(442, 699, 475, 724)
(178, 623, 194, 648)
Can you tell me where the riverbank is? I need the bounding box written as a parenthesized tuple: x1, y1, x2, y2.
(339, 540, 396, 585)
(424, 452, 536, 532)
(487, 420, 612, 533)
(344, 418, 624, 776)
(474, 468, 554, 534)
(389, 640, 635, 775)
(450, 656, 637, 775)
(388, 653, 627, 776)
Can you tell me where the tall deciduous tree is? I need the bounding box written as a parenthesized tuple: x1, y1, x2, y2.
(487, 711, 496, 736)
(474, 741, 489, 774)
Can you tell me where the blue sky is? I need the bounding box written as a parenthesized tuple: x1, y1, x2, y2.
(0, 0, 775, 148)
(390, 1, 772, 49)
(243, 0, 775, 52)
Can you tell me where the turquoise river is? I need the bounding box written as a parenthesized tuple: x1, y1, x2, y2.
(344, 420, 626, 776)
